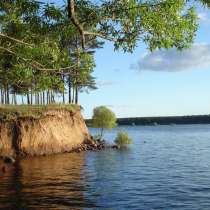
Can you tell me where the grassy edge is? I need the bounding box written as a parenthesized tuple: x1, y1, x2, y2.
(0, 104, 80, 121)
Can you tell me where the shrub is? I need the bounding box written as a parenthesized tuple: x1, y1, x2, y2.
(114, 131, 132, 146)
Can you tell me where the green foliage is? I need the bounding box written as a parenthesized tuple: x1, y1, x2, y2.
(92, 106, 117, 129)
(114, 131, 132, 146)
(200, 0, 210, 7)
(71, 0, 199, 52)
(92, 106, 116, 138)
(0, 0, 208, 105)
(0, 0, 99, 105)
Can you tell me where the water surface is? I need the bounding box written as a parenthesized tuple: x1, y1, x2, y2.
(1, 124, 210, 209)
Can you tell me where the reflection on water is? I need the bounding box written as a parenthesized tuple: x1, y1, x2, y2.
(0, 153, 95, 210)
(1, 125, 210, 209)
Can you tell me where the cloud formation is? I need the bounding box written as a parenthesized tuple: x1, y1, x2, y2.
(198, 12, 210, 23)
(106, 105, 132, 109)
(133, 43, 210, 72)
(97, 80, 115, 87)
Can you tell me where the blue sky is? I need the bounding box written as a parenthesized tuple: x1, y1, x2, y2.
(45, 1, 210, 118)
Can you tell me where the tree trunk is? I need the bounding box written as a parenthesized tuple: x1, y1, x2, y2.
(47, 91, 49, 104)
(72, 86, 75, 104)
(0, 88, 3, 104)
(27, 92, 30, 105)
(50, 91, 53, 104)
(100, 128, 104, 140)
(6, 85, 9, 104)
(14, 92, 17, 105)
(37, 93, 40, 105)
(30, 88, 33, 105)
(11, 93, 14, 105)
(43, 92, 45, 105)
(62, 90, 65, 104)
(68, 77, 71, 104)
(3, 85, 6, 104)
(75, 86, 78, 104)
(52, 92, 55, 103)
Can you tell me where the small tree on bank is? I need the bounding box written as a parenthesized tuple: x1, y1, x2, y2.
(92, 106, 116, 139)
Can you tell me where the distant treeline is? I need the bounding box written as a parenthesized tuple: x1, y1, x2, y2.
(86, 115, 210, 126)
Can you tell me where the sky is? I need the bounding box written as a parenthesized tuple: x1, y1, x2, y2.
(45, 1, 210, 118)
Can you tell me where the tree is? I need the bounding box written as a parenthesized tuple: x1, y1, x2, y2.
(0, 0, 73, 72)
(0, 0, 98, 105)
(68, 0, 198, 52)
(92, 106, 117, 139)
(0, 0, 208, 106)
(200, 0, 210, 7)
(0, 1, 73, 104)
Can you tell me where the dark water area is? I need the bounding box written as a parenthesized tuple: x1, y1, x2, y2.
(1, 124, 210, 209)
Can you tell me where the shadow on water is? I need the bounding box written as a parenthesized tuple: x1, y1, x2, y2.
(83, 148, 134, 209)
(0, 153, 97, 210)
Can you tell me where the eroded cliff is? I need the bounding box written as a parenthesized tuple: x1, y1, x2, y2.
(0, 106, 90, 157)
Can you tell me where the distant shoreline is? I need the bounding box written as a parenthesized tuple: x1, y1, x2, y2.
(86, 115, 210, 126)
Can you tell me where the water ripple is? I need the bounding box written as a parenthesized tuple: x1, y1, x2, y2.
(1, 124, 210, 209)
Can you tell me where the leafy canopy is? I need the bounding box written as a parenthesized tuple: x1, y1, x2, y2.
(0, 0, 98, 104)
(0, 0, 209, 105)
(92, 106, 117, 130)
(69, 0, 199, 52)
(0, 0, 73, 72)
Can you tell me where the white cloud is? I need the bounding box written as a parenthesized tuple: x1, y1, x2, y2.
(97, 80, 115, 87)
(198, 12, 210, 23)
(133, 43, 210, 72)
(106, 105, 132, 109)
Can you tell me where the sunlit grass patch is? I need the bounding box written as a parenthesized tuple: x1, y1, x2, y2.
(0, 104, 79, 121)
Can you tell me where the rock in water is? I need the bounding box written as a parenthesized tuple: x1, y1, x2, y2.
(1, 166, 6, 173)
(3, 156, 15, 164)
(112, 144, 120, 149)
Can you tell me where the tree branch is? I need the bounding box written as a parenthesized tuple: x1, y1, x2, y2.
(68, 0, 178, 49)
(0, 33, 33, 48)
(68, 0, 86, 49)
(0, 46, 76, 73)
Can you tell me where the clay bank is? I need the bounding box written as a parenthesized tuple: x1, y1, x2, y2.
(0, 105, 91, 158)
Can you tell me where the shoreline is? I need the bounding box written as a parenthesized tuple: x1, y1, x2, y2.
(0, 106, 89, 158)
(87, 114, 210, 126)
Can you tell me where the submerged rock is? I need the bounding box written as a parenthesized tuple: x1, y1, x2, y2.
(1, 166, 6, 173)
(112, 144, 120, 149)
(3, 156, 15, 164)
(79, 137, 120, 152)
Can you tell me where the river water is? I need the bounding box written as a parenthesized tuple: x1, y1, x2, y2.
(1, 124, 210, 210)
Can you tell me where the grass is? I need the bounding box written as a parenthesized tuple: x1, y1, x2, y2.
(0, 104, 80, 121)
